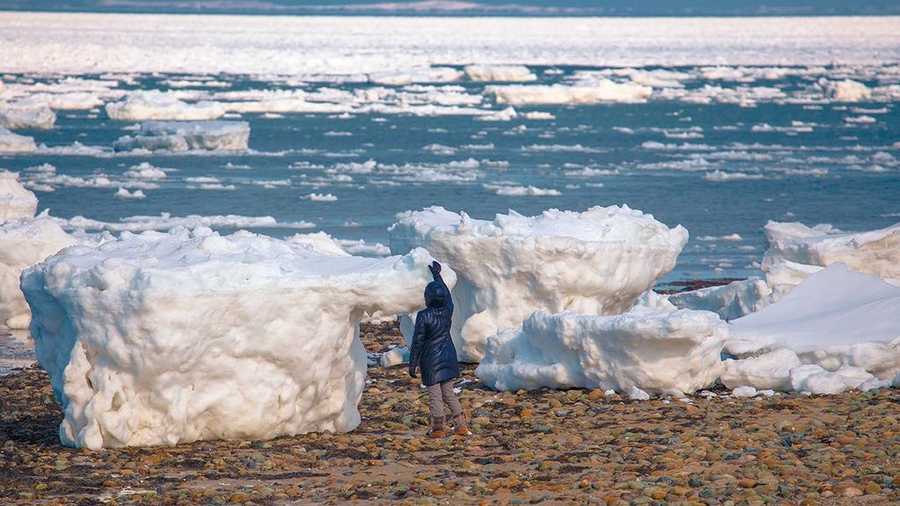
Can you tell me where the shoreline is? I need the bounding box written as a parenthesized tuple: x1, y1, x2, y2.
(1, 322, 897, 504)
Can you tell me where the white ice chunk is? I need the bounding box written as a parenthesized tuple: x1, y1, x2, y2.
(821, 79, 872, 102)
(762, 221, 900, 297)
(0, 170, 38, 220)
(731, 386, 757, 398)
(475, 309, 726, 396)
(464, 65, 536, 82)
(730, 264, 900, 380)
(0, 127, 37, 153)
(106, 91, 226, 121)
(380, 347, 410, 368)
(113, 121, 249, 152)
(721, 348, 801, 391)
(389, 205, 688, 361)
(1, 215, 76, 328)
(0, 102, 56, 129)
(22, 226, 454, 449)
(487, 81, 652, 105)
(668, 278, 772, 321)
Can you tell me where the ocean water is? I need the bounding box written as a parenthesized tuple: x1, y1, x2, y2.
(2, 14, 899, 285)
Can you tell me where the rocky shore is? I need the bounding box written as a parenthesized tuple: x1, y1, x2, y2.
(1, 322, 898, 505)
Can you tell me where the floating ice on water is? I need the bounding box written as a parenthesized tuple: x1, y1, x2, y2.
(23, 226, 454, 448)
(1, 214, 77, 329)
(761, 220, 900, 297)
(0, 170, 38, 220)
(487, 81, 652, 105)
(821, 79, 872, 102)
(0, 102, 57, 129)
(464, 65, 536, 82)
(302, 193, 338, 202)
(123, 162, 168, 180)
(114, 188, 146, 200)
(475, 309, 726, 396)
(389, 205, 688, 361)
(106, 91, 226, 121)
(483, 184, 561, 197)
(0, 128, 37, 153)
(113, 121, 250, 152)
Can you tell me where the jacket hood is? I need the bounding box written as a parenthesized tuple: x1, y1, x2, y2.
(424, 280, 448, 308)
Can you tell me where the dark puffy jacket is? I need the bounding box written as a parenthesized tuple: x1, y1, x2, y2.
(409, 272, 459, 386)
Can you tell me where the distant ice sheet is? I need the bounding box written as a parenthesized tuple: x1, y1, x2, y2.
(1, 14, 898, 75)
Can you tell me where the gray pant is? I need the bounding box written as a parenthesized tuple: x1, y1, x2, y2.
(427, 381, 462, 419)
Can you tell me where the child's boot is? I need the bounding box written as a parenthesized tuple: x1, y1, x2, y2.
(429, 416, 447, 438)
(453, 412, 472, 436)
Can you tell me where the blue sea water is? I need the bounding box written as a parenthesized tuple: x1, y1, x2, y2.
(3, 68, 899, 284)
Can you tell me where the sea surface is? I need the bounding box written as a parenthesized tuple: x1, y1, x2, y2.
(1, 14, 899, 285)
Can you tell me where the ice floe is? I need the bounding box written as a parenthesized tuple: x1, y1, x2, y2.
(113, 121, 250, 153)
(464, 65, 536, 82)
(0, 128, 37, 153)
(0, 102, 57, 129)
(389, 205, 688, 361)
(22, 226, 453, 448)
(476, 309, 726, 396)
(0, 170, 38, 220)
(106, 91, 226, 121)
(487, 81, 651, 105)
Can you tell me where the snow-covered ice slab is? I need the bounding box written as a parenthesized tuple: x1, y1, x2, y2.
(0, 128, 37, 153)
(1, 215, 76, 329)
(0, 103, 57, 129)
(668, 278, 772, 321)
(475, 309, 726, 396)
(762, 221, 900, 297)
(22, 227, 451, 449)
(106, 91, 226, 121)
(389, 205, 688, 361)
(728, 264, 900, 383)
(0, 170, 38, 220)
(113, 121, 250, 152)
(487, 81, 652, 105)
(464, 65, 536, 82)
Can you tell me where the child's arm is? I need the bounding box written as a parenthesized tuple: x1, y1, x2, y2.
(428, 261, 453, 314)
(408, 311, 426, 378)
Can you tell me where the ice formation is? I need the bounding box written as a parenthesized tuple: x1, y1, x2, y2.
(464, 65, 536, 82)
(22, 227, 454, 449)
(762, 221, 900, 298)
(0, 170, 38, 220)
(113, 121, 250, 152)
(487, 81, 652, 105)
(105, 91, 226, 121)
(668, 278, 772, 321)
(1, 215, 77, 329)
(389, 205, 688, 361)
(0, 103, 57, 129)
(475, 309, 726, 396)
(0, 128, 37, 153)
(725, 264, 900, 393)
(822, 79, 872, 102)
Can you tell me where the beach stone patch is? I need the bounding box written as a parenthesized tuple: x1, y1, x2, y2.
(0, 322, 898, 504)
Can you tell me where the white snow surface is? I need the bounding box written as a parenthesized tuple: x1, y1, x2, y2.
(22, 226, 454, 449)
(762, 221, 900, 297)
(0, 103, 57, 129)
(106, 91, 226, 121)
(389, 205, 688, 361)
(0, 170, 38, 220)
(2, 15, 898, 75)
(0, 215, 77, 329)
(464, 65, 536, 82)
(668, 278, 772, 321)
(113, 121, 250, 153)
(475, 308, 726, 396)
(729, 264, 900, 381)
(0, 128, 37, 153)
(487, 81, 652, 105)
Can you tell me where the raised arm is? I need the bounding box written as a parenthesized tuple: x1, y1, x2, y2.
(428, 261, 453, 314)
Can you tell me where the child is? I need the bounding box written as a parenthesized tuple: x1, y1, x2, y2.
(409, 261, 469, 438)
